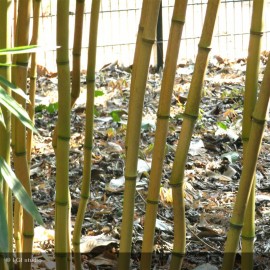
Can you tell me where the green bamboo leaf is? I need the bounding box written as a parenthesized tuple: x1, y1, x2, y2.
(0, 157, 44, 226)
(0, 75, 30, 102)
(0, 63, 16, 67)
(35, 102, 58, 114)
(110, 109, 128, 123)
(0, 45, 60, 55)
(46, 102, 58, 113)
(0, 87, 38, 134)
(217, 121, 228, 130)
(110, 111, 121, 122)
(0, 45, 39, 55)
(95, 90, 104, 97)
(0, 191, 8, 253)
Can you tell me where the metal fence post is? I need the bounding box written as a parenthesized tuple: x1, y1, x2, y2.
(156, 0, 163, 71)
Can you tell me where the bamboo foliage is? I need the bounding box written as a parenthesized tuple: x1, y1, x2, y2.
(55, 1, 71, 269)
(72, 1, 100, 269)
(13, 1, 33, 269)
(168, 1, 220, 269)
(140, 0, 188, 269)
(118, 1, 161, 269)
(222, 54, 270, 270)
(241, 1, 265, 269)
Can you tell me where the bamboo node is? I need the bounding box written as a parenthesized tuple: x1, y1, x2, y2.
(80, 194, 89, 200)
(83, 144, 93, 150)
(169, 183, 181, 188)
(55, 252, 68, 258)
(14, 151, 27, 157)
(0, 65, 9, 70)
(146, 199, 159, 205)
(16, 61, 29, 67)
(157, 113, 170, 119)
(242, 136, 249, 142)
(252, 116, 266, 125)
(57, 135, 70, 141)
(229, 222, 243, 229)
(171, 18, 185, 25)
(198, 45, 212, 52)
(182, 112, 198, 120)
(125, 175, 137, 181)
(55, 200, 68, 206)
(86, 78, 95, 83)
(250, 30, 264, 36)
(241, 235, 255, 241)
(139, 25, 144, 31)
(23, 233, 34, 238)
(56, 60, 70, 66)
(72, 52, 81, 57)
(172, 251, 186, 258)
(142, 37, 155, 45)
(72, 241, 80, 246)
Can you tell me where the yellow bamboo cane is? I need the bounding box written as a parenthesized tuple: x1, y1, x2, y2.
(52, 0, 85, 150)
(168, 1, 220, 269)
(0, 1, 13, 269)
(71, 0, 85, 108)
(55, 0, 71, 269)
(72, 1, 100, 269)
(124, 0, 148, 152)
(12, 1, 21, 262)
(14, 201, 22, 263)
(118, 1, 161, 269)
(222, 53, 270, 270)
(140, 1, 188, 269)
(241, 1, 265, 269)
(13, 0, 18, 46)
(27, 0, 41, 165)
(13, 1, 33, 269)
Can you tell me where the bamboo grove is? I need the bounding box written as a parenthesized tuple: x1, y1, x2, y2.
(0, 0, 268, 270)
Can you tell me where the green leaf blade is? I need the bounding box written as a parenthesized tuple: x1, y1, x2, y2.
(0, 75, 30, 102)
(0, 87, 38, 134)
(0, 157, 44, 226)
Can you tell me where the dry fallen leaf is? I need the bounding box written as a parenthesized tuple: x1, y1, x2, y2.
(34, 226, 55, 242)
(79, 234, 119, 253)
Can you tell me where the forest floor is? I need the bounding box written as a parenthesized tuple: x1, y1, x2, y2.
(29, 53, 270, 270)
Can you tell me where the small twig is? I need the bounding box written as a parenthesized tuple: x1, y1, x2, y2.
(136, 190, 222, 253)
(186, 224, 222, 252)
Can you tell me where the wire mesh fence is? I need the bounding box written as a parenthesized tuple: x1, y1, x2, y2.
(34, 0, 270, 71)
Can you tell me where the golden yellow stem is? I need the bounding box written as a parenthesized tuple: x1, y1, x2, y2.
(241, 1, 265, 269)
(55, 0, 71, 269)
(119, 1, 161, 269)
(168, 1, 220, 269)
(140, 1, 188, 269)
(222, 53, 270, 270)
(27, 0, 41, 165)
(72, 1, 100, 270)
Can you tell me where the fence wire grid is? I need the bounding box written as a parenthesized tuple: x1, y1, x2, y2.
(34, 0, 270, 71)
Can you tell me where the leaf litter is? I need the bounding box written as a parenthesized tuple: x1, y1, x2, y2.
(29, 53, 270, 269)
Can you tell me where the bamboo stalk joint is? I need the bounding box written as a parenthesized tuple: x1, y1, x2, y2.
(250, 30, 264, 36)
(171, 18, 185, 25)
(146, 199, 159, 205)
